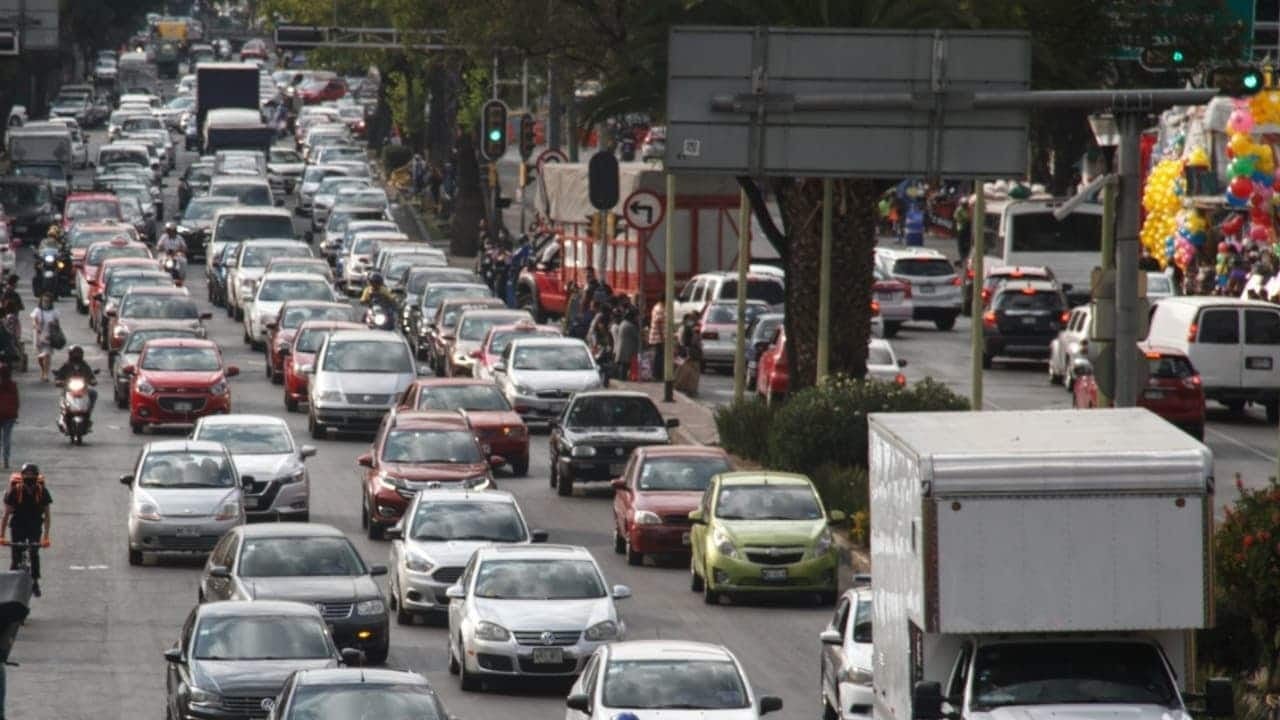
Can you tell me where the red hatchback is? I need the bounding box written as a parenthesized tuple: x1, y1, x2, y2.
(358, 410, 498, 538)
(62, 193, 123, 232)
(299, 77, 346, 104)
(755, 325, 789, 402)
(611, 446, 733, 565)
(281, 320, 365, 412)
(396, 378, 530, 475)
(123, 338, 240, 434)
(1073, 345, 1206, 440)
(265, 300, 357, 383)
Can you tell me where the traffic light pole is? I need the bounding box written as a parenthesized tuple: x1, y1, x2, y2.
(1113, 111, 1144, 408)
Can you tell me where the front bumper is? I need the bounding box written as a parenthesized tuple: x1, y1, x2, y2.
(397, 565, 463, 612)
(132, 392, 231, 426)
(705, 549, 838, 593)
(128, 516, 238, 553)
(559, 455, 630, 483)
(243, 476, 309, 518)
(630, 522, 693, 555)
(312, 403, 392, 431)
(507, 393, 569, 423)
(329, 614, 390, 656)
(465, 633, 604, 678)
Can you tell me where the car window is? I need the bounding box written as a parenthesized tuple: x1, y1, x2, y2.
(193, 616, 332, 660)
(257, 279, 333, 302)
(1245, 309, 1280, 345)
(715, 484, 822, 520)
(719, 279, 785, 306)
(125, 329, 197, 353)
(197, 424, 293, 454)
(381, 429, 481, 464)
(867, 346, 894, 365)
(321, 340, 412, 373)
(512, 344, 592, 371)
(283, 306, 351, 329)
(995, 290, 1063, 312)
(108, 275, 167, 298)
(473, 558, 605, 599)
(238, 537, 365, 577)
(242, 244, 310, 267)
(638, 456, 730, 492)
(286, 684, 443, 719)
(487, 329, 559, 356)
(409, 501, 526, 542)
(1197, 309, 1240, 344)
(141, 346, 220, 371)
(893, 258, 954, 277)
(138, 450, 235, 488)
(215, 215, 294, 242)
(416, 384, 511, 411)
(458, 313, 529, 342)
(121, 295, 198, 319)
(603, 659, 748, 710)
(1147, 355, 1195, 379)
(566, 396, 663, 428)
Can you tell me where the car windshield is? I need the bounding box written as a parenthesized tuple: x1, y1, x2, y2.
(219, 156, 261, 174)
(121, 295, 198, 319)
(90, 245, 150, 264)
(567, 396, 663, 428)
(287, 685, 443, 720)
(0, 183, 48, 208)
(868, 346, 894, 365)
(459, 313, 528, 342)
(13, 164, 62, 180)
(416, 384, 511, 412)
(242, 244, 310, 267)
(718, 279, 785, 306)
(124, 329, 196, 353)
(186, 165, 214, 184)
(302, 167, 347, 183)
(345, 190, 387, 206)
(257, 279, 332, 302)
(211, 183, 270, 205)
(166, 96, 193, 110)
(512, 344, 593, 371)
(321, 340, 412, 373)
(67, 200, 120, 221)
(238, 537, 365, 577)
(488, 329, 558, 355)
(716, 484, 822, 521)
(192, 616, 331, 661)
(387, 254, 443, 276)
(198, 424, 292, 454)
(410, 501, 525, 542)
(138, 450, 234, 488)
(639, 456, 731, 492)
(141, 346, 219, 371)
(1010, 212, 1102, 253)
(215, 215, 293, 242)
(318, 178, 365, 195)
(108, 275, 167, 298)
(270, 149, 301, 163)
(996, 290, 1063, 312)
(351, 236, 377, 255)
(70, 230, 123, 249)
(327, 211, 383, 234)
(753, 316, 783, 342)
(603, 660, 748, 710)
(704, 303, 767, 325)
(473, 559, 605, 600)
(892, 258, 954, 277)
(381, 429, 481, 464)
(422, 285, 488, 310)
(183, 198, 233, 221)
(295, 328, 338, 353)
(407, 273, 472, 294)
(283, 306, 350, 329)
(271, 261, 328, 277)
(971, 642, 1177, 709)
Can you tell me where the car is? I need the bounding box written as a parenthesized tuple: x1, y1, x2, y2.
(243, 272, 339, 349)
(205, 206, 296, 281)
(866, 338, 908, 386)
(409, 282, 492, 359)
(427, 298, 507, 374)
(981, 280, 1068, 369)
(819, 581, 874, 720)
(122, 440, 246, 565)
(209, 175, 274, 207)
(268, 146, 306, 196)
(395, 378, 531, 475)
(191, 414, 318, 521)
(0, 176, 56, 242)
(551, 390, 676, 497)
(264, 256, 335, 284)
(975, 265, 1056, 314)
(299, 76, 347, 104)
(379, 248, 447, 292)
(1146, 271, 1177, 300)
(319, 209, 391, 263)
(206, 241, 239, 308)
(755, 324, 789, 403)
(386, 489, 544, 623)
(1048, 304, 1092, 388)
(1072, 345, 1206, 440)
(872, 266, 912, 338)
(611, 445, 732, 565)
(494, 336, 603, 426)
(265, 300, 355, 382)
(262, 668, 451, 719)
(445, 309, 533, 377)
(177, 160, 214, 210)
(124, 338, 239, 433)
(86, 251, 159, 324)
(358, 410, 498, 538)
(227, 240, 315, 321)
(697, 300, 771, 368)
(163, 601, 352, 720)
(282, 320, 366, 413)
(62, 193, 123, 236)
(310, 176, 371, 232)
(93, 269, 169, 345)
(472, 321, 562, 380)
(446, 544, 630, 690)
(306, 329, 421, 438)
(640, 125, 666, 161)
(566, 640, 783, 719)
(198, 523, 391, 664)
(399, 267, 476, 331)
(874, 247, 962, 330)
(674, 269, 785, 321)
(111, 327, 199, 408)
(106, 285, 210, 352)
(240, 38, 269, 60)
(689, 471, 844, 604)
(745, 313, 784, 391)
(295, 163, 356, 217)
(341, 230, 408, 292)
(174, 195, 237, 260)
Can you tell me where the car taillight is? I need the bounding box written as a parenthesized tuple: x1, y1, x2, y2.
(1182, 374, 1202, 389)
(871, 300, 881, 316)
(966, 268, 975, 280)
(983, 311, 997, 328)
(981, 288, 992, 303)
(1187, 323, 1198, 342)
(1060, 311, 1070, 325)
(894, 373, 906, 387)
(951, 276, 962, 287)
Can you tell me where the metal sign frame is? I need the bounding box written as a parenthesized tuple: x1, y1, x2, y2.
(274, 25, 450, 51)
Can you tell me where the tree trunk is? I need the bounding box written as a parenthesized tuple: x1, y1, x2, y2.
(773, 178, 877, 390)
(426, 65, 450, 165)
(450, 131, 484, 258)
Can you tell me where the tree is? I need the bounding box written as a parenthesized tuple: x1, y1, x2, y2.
(1215, 476, 1280, 696)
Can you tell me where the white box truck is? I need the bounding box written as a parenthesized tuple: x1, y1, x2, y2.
(868, 408, 1232, 720)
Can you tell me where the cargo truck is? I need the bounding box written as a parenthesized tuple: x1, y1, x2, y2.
(202, 108, 272, 155)
(194, 63, 259, 148)
(868, 408, 1232, 720)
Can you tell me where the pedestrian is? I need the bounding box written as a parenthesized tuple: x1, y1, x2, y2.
(29, 294, 58, 382)
(428, 164, 443, 213)
(1, 276, 22, 315)
(613, 307, 639, 380)
(410, 153, 427, 202)
(673, 312, 703, 396)
(647, 294, 666, 381)
(0, 366, 16, 469)
(954, 200, 971, 261)
(562, 281, 582, 336)
(904, 202, 926, 247)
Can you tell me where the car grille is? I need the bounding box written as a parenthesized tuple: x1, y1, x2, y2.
(517, 657, 579, 674)
(512, 630, 581, 646)
(158, 396, 207, 412)
(745, 547, 806, 565)
(591, 444, 638, 459)
(535, 390, 570, 399)
(432, 566, 464, 584)
(149, 535, 219, 551)
(347, 393, 392, 405)
(318, 601, 353, 620)
(221, 695, 271, 714)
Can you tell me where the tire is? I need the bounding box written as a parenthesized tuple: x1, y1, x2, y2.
(265, 360, 273, 380)
(702, 568, 721, 605)
(883, 321, 901, 339)
(128, 548, 142, 566)
(225, 302, 234, 319)
(309, 413, 324, 440)
(243, 327, 252, 345)
(76, 296, 87, 315)
(130, 421, 143, 435)
(818, 590, 838, 606)
(114, 388, 127, 410)
(935, 315, 957, 331)
(459, 648, 481, 691)
(448, 640, 461, 675)
(626, 540, 644, 567)
(234, 306, 244, 322)
(364, 641, 388, 666)
(361, 496, 370, 529)
(613, 528, 626, 554)
(1048, 365, 1063, 386)
(1187, 423, 1205, 441)
(284, 395, 299, 413)
(509, 455, 528, 477)
(557, 469, 573, 496)
(549, 458, 558, 488)
(393, 588, 414, 626)
(690, 562, 704, 592)
(367, 518, 384, 540)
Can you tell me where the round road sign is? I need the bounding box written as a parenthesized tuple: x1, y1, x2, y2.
(535, 148, 568, 170)
(623, 188, 664, 230)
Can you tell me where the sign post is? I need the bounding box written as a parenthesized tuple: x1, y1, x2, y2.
(969, 184, 985, 409)
(733, 190, 751, 402)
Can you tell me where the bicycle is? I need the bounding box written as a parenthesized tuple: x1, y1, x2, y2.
(0, 540, 47, 594)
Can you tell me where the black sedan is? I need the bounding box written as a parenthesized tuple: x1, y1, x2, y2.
(164, 600, 358, 720)
(177, 195, 237, 261)
(263, 668, 450, 719)
(550, 390, 677, 497)
(198, 523, 391, 665)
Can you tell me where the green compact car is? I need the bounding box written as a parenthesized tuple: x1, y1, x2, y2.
(689, 471, 844, 605)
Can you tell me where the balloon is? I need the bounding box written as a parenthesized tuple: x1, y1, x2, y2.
(1251, 225, 1271, 242)
(1229, 192, 1249, 207)
(1230, 175, 1255, 198)
(1232, 156, 1259, 176)
(1229, 108, 1257, 134)
(1191, 231, 1207, 247)
(1230, 133, 1252, 156)
(1254, 170, 1272, 186)
(1223, 215, 1245, 236)
(1187, 147, 1211, 167)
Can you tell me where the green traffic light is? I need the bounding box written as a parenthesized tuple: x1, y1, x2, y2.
(1244, 73, 1261, 90)
(488, 129, 502, 142)
(1171, 49, 1185, 64)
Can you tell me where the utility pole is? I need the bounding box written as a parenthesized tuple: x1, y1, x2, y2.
(548, 63, 561, 151)
(1113, 112, 1143, 407)
(969, 183, 985, 409)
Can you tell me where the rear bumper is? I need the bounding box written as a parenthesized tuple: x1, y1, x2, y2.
(984, 334, 1055, 357)
(911, 305, 960, 320)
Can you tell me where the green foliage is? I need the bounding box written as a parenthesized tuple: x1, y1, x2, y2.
(811, 463, 868, 522)
(713, 397, 775, 463)
(456, 66, 491, 131)
(381, 144, 413, 173)
(1212, 475, 1280, 691)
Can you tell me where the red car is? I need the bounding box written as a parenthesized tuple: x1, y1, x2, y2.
(80, 238, 152, 323)
(89, 256, 162, 333)
(298, 77, 346, 104)
(67, 221, 139, 270)
(1073, 345, 1206, 440)
(755, 324, 789, 402)
(472, 321, 561, 379)
(123, 338, 239, 434)
(281, 320, 365, 412)
(239, 38, 269, 61)
(395, 378, 530, 475)
(357, 410, 498, 538)
(611, 445, 732, 565)
(265, 300, 356, 383)
(62, 193, 123, 233)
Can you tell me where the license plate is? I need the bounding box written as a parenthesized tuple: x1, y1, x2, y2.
(609, 463, 626, 475)
(1143, 389, 1165, 400)
(173, 401, 193, 412)
(531, 647, 564, 664)
(175, 527, 198, 537)
(761, 567, 788, 582)
(1021, 317, 1036, 325)
(918, 285, 934, 294)
(1246, 356, 1274, 370)
(243, 497, 260, 509)
(877, 292, 894, 301)
(681, 531, 690, 546)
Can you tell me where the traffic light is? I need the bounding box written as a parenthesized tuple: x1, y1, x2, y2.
(274, 25, 326, 51)
(518, 113, 536, 160)
(480, 100, 509, 162)
(1139, 46, 1189, 73)
(1210, 65, 1265, 97)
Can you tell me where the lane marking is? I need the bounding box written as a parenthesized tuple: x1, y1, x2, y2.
(1205, 425, 1274, 463)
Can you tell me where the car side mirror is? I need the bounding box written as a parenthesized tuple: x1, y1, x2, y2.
(760, 696, 784, 716)
(898, 358, 908, 368)
(492, 361, 505, 373)
(240, 475, 255, 489)
(121, 364, 136, 375)
(610, 478, 627, 491)
(163, 647, 184, 664)
(819, 629, 843, 645)
(369, 564, 388, 576)
(299, 444, 317, 459)
(530, 529, 549, 543)
(208, 565, 231, 579)
(119, 473, 133, 486)
(384, 526, 403, 540)
(665, 418, 680, 429)
(565, 693, 590, 713)
(912, 681, 944, 720)
(611, 584, 632, 600)
(224, 366, 240, 377)
(688, 509, 705, 524)
(199, 311, 212, 320)
(829, 509, 847, 524)
(339, 647, 365, 667)
(445, 584, 466, 600)
(356, 452, 374, 468)
(469, 349, 482, 359)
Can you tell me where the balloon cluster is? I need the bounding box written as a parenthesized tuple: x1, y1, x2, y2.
(1169, 209, 1209, 270)
(1140, 159, 1184, 268)
(1224, 103, 1276, 208)
(1248, 90, 1280, 126)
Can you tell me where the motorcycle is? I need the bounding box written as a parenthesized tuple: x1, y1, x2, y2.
(364, 297, 397, 331)
(56, 372, 97, 445)
(33, 246, 71, 298)
(619, 136, 637, 162)
(162, 250, 185, 287)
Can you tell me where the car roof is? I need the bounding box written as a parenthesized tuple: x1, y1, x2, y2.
(210, 175, 269, 186)
(634, 444, 729, 461)
(410, 488, 519, 505)
(1155, 296, 1278, 309)
(389, 410, 470, 430)
(141, 338, 216, 350)
(995, 279, 1060, 293)
(240, 239, 308, 249)
(144, 439, 228, 454)
(197, 413, 288, 428)
(1137, 342, 1191, 358)
(297, 319, 365, 332)
(413, 377, 499, 389)
(458, 309, 529, 320)
(989, 265, 1052, 277)
(294, 668, 429, 687)
(325, 329, 406, 343)
(123, 285, 188, 297)
(473, 543, 592, 560)
(258, 271, 331, 283)
(509, 336, 588, 349)
(239, 522, 345, 539)
(606, 640, 737, 663)
(572, 389, 651, 402)
(212, 206, 291, 219)
(68, 192, 118, 202)
(717, 470, 813, 487)
(876, 246, 948, 259)
(196, 600, 321, 619)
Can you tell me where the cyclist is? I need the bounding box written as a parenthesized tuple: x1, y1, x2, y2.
(1, 463, 50, 597)
(359, 272, 395, 306)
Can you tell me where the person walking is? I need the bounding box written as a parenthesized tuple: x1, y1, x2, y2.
(428, 164, 443, 214)
(904, 202, 926, 247)
(29, 294, 59, 382)
(0, 366, 16, 469)
(613, 307, 640, 380)
(647, 295, 666, 381)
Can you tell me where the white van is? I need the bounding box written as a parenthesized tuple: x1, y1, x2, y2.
(1146, 296, 1280, 420)
(977, 191, 1102, 306)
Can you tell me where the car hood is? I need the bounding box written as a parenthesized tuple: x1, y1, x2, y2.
(321, 372, 413, 397)
(473, 596, 614, 632)
(119, 319, 204, 336)
(452, 339, 482, 357)
(244, 575, 379, 602)
(594, 708, 760, 720)
(143, 486, 237, 517)
(563, 427, 670, 444)
(193, 658, 337, 697)
(269, 162, 304, 174)
(974, 705, 1187, 720)
(405, 538, 517, 568)
(718, 518, 825, 547)
(180, 217, 215, 231)
(139, 369, 224, 386)
(231, 453, 301, 481)
(463, 409, 525, 429)
(252, 300, 285, 318)
(634, 491, 703, 516)
(237, 268, 266, 282)
(509, 369, 601, 392)
(382, 461, 487, 482)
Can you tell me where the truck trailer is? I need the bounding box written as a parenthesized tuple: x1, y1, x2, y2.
(195, 62, 260, 145)
(868, 408, 1232, 720)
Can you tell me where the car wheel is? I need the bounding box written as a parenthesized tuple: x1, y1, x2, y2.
(818, 590, 838, 606)
(690, 561, 704, 592)
(393, 590, 414, 626)
(823, 695, 839, 720)
(549, 458, 558, 488)
(284, 395, 299, 413)
(128, 548, 142, 566)
(702, 567, 721, 605)
(364, 640, 388, 666)
(265, 360, 273, 380)
(626, 540, 644, 567)
(76, 296, 87, 314)
(130, 421, 143, 435)
(935, 315, 957, 331)
(367, 519, 384, 540)
(448, 637, 461, 675)
(114, 388, 126, 410)
(243, 327, 252, 345)
(1224, 400, 1246, 415)
(308, 413, 324, 440)
(1048, 364, 1063, 385)
(458, 646, 481, 691)
(360, 495, 370, 529)
(557, 469, 573, 497)
(613, 528, 626, 554)
(509, 455, 528, 477)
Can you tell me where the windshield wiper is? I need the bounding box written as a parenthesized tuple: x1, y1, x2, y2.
(411, 534, 448, 541)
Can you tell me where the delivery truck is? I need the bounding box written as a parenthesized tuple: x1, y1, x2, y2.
(202, 108, 272, 155)
(868, 408, 1232, 720)
(195, 63, 259, 144)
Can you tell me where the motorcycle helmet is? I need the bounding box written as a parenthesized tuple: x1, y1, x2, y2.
(46, 224, 61, 239)
(369, 272, 384, 287)
(165, 221, 177, 233)
(68, 345, 84, 363)
(19, 462, 37, 477)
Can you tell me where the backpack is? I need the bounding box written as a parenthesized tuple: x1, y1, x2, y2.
(47, 320, 65, 350)
(7, 474, 45, 504)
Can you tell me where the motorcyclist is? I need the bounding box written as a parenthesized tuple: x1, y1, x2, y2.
(34, 226, 71, 297)
(156, 222, 187, 280)
(1, 463, 51, 597)
(37, 225, 65, 254)
(359, 272, 395, 307)
(53, 345, 97, 412)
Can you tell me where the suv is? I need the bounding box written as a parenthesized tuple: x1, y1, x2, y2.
(674, 267, 785, 320)
(550, 390, 676, 497)
(874, 247, 962, 330)
(981, 280, 1067, 369)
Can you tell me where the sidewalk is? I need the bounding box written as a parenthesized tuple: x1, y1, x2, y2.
(611, 380, 720, 447)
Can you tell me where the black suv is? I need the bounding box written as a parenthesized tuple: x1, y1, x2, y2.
(982, 280, 1068, 369)
(550, 390, 677, 497)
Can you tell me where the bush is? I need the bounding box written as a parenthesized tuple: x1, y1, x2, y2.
(381, 144, 413, 174)
(811, 462, 868, 519)
(713, 397, 775, 463)
(1212, 475, 1280, 692)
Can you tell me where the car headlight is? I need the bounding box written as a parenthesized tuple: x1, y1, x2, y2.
(633, 509, 661, 525)
(377, 472, 402, 489)
(462, 475, 491, 489)
(584, 620, 620, 641)
(474, 620, 510, 642)
(213, 501, 241, 522)
(571, 445, 596, 458)
(134, 501, 161, 521)
(712, 527, 738, 559)
(404, 550, 434, 574)
(355, 598, 385, 616)
(209, 379, 229, 396)
(277, 469, 305, 484)
(512, 382, 535, 396)
(811, 528, 834, 558)
(134, 377, 155, 395)
(315, 389, 343, 402)
(187, 685, 220, 707)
